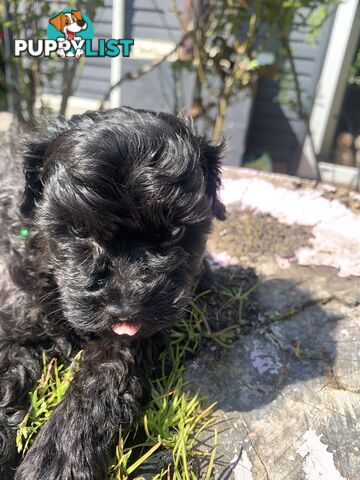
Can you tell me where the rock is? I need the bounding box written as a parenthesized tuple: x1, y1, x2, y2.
(185, 168, 360, 479)
(0, 112, 13, 133)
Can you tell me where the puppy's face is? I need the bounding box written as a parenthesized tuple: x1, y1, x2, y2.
(21, 109, 224, 339)
(49, 10, 87, 36)
(64, 13, 85, 34)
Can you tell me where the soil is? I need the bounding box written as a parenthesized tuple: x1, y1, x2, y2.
(208, 208, 312, 262)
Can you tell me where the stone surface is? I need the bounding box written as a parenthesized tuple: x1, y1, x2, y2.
(185, 168, 360, 480)
(0, 112, 13, 133)
(1, 156, 359, 478)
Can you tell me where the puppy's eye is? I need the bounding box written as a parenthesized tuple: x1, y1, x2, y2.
(160, 226, 185, 247)
(69, 224, 90, 239)
(170, 226, 185, 242)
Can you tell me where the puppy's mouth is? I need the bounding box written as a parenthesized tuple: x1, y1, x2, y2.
(111, 318, 140, 336)
(64, 28, 72, 40)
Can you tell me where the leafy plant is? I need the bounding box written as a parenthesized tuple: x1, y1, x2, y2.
(0, 0, 104, 123)
(348, 48, 360, 86)
(169, 0, 339, 143)
(16, 351, 83, 453)
(99, 0, 339, 142)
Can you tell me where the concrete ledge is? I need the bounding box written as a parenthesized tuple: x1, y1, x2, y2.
(186, 167, 360, 479)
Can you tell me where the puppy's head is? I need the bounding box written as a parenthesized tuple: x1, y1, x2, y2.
(49, 10, 87, 36)
(20, 108, 225, 338)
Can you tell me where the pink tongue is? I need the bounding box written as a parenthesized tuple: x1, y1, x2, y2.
(112, 322, 140, 336)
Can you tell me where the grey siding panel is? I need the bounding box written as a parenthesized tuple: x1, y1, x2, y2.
(291, 43, 319, 59)
(72, 4, 112, 99)
(84, 56, 111, 68)
(289, 29, 321, 44)
(125, 0, 182, 40)
(44, 2, 112, 100)
(125, 0, 182, 10)
(55, 0, 113, 21)
(285, 58, 319, 77)
(71, 1, 183, 101)
(120, 58, 192, 112)
(120, 59, 251, 166)
(49, 75, 109, 99)
(75, 77, 110, 96)
(128, 26, 180, 41)
(69, 2, 335, 172)
(73, 77, 110, 100)
(82, 64, 110, 82)
(130, 11, 180, 29)
(94, 6, 112, 23)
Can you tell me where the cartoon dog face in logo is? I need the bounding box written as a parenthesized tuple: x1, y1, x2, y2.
(49, 10, 87, 58)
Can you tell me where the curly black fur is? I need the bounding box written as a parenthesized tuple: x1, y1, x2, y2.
(0, 107, 224, 479)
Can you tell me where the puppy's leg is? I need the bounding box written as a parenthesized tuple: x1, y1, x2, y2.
(75, 49, 84, 58)
(15, 340, 144, 480)
(0, 341, 41, 479)
(57, 49, 66, 58)
(195, 256, 215, 293)
(74, 36, 84, 58)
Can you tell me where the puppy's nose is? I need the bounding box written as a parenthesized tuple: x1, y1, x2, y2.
(77, 19, 85, 27)
(106, 304, 139, 319)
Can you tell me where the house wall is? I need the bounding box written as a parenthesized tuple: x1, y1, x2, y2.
(68, 2, 335, 172)
(48, 0, 113, 100)
(68, 0, 182, 99)
(75, 0, 112, 99)
(124, 0, 182, 40)
(121, 0, 253, 166)
(245, 9, 335, 173)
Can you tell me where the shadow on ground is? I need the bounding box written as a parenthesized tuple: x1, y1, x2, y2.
(185, 264, 359, 479)
(192, 265, 340, 413)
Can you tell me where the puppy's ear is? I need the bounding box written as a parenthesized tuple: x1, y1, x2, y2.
(20, 138, 51, 218)
(20, 118, 70, 217)
(49, 14, 65, 32)
(72, 10, 83, 21)
(200, 140, 226, 221)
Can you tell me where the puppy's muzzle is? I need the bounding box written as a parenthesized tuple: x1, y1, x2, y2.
(106, 304, 139, 320)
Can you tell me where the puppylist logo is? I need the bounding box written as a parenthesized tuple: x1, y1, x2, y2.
(14, 8, 134, 58)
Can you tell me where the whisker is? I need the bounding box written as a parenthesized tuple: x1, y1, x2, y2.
(38, 286, 60, 304)
(47, 308, 63, 316)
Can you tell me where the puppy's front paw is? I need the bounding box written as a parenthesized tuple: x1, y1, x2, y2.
(0, 416, 19, 478)
(15, 430, 94, 480)
(15, 439, 63, 480)
(16, 450, 93, 480)
(15, 451, 56, 480)
(75, 49, 84, 58)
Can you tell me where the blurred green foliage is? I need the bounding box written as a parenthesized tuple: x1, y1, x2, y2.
(0, 0, 103, 123)
(348, 47, 360, 86)
(171, 0, 339, 140)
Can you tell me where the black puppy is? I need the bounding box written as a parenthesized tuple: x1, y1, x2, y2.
(0, 107, 225, 479)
